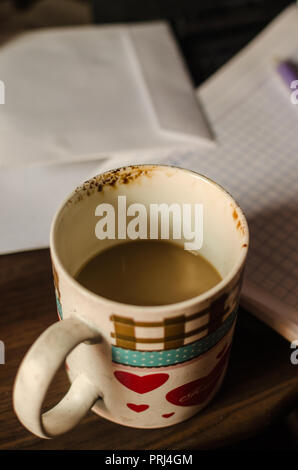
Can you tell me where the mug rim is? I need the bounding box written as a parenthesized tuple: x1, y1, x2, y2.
(50, 164, 249, 314)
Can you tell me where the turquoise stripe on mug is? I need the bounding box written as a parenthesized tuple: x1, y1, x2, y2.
(55, 294, 63, 320)
(112, 307, 237, 367)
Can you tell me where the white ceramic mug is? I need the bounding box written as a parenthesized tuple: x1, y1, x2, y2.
(13, 165, 249, 438)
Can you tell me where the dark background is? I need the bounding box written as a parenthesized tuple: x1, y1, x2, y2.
(13, 0, 293, 85)
(92, 0, 293, 86)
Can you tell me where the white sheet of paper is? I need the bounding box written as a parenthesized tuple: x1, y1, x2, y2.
(0, 22, 213, 253)
(0, 22, 212, 168)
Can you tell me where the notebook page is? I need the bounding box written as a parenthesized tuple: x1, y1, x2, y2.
(162, 5, 298, 341)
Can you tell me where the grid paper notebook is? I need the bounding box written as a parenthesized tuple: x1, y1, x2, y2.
(160, 5, 298, 342)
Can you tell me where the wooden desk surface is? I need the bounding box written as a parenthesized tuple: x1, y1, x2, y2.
(0, 249, 298, 450)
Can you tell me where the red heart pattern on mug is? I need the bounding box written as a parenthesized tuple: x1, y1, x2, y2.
(114, 371, 169, 394)
(166, 345, 231, 406)
(127, 403, 149, 413)
(162, 412, 175, 418)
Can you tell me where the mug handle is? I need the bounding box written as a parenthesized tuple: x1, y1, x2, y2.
(13, 317, 101, 439)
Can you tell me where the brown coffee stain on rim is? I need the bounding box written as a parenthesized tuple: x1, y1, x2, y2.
(230, 203, 246, 237)
(232, 209, 238, 220)
(236, 219, 245, 236)
(67, 165, 157, 204)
